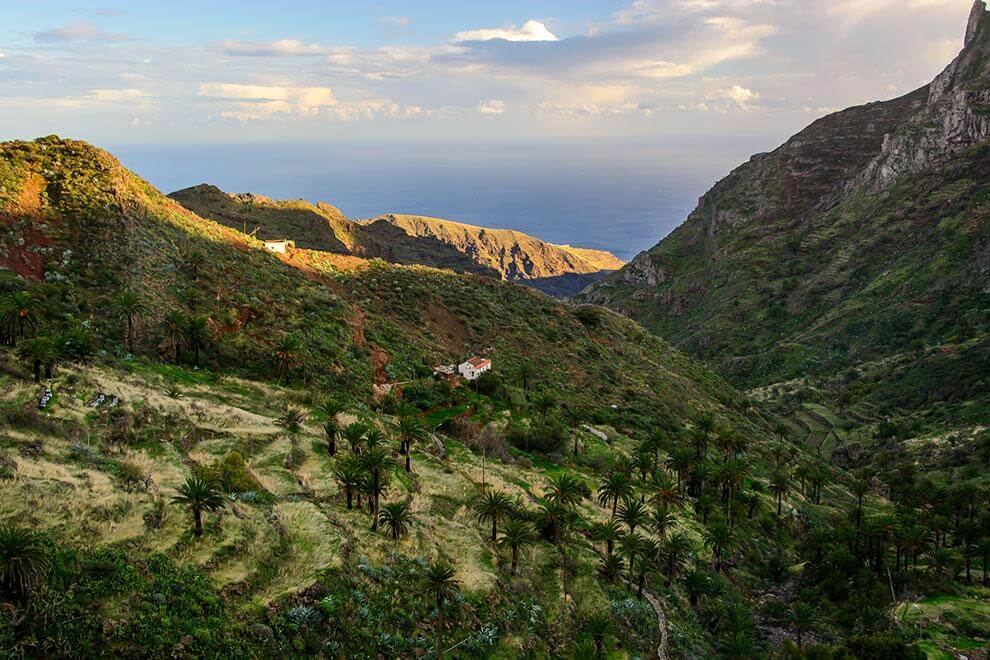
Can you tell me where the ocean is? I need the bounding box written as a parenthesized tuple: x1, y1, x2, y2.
(111, 139, 756, 261)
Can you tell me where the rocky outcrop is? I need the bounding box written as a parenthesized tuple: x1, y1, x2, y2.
(851, 0, 990, 192)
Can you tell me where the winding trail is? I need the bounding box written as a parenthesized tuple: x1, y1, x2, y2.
(612, 563, 671, 658)
(637, 582, 671, 660)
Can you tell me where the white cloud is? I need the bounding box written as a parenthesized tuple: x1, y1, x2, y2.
(478, 99, 507, 115)
(34, 21, 134, 43)
(0, 52, 5, 58)
(198, 83, 430, 122)
(707, 84, 760, 110)
(209, 39, 330, 57)
(454, 20, 558, 43)
(87, 88, 152, 104)
(199, 83, 337, 119)
(381, 16, 411, 28)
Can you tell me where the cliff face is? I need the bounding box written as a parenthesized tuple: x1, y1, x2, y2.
(576, 1, 990, 399)
(170, 187, 623, 297)
(851, 0, 990, 192)
(361, 213, 623, 277)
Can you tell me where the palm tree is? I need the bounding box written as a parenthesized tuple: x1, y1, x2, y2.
(927, 546, 956, 579)
(17, 336, 56, 383)
(364, 428, 388, 451)
(977, 536, 990, 586)
(650, 510, 676, 542)
(423, 559, 460, 659)
(598, 471, 633, 517)
(790, 602, 818, 650)
(538, 499, 575, 545)
(809, 468, 827, 505)
(56, 324, 96, 364)
(590, 520, 623, 557)
(498, 519, 536, 575)
(114, 290, 146, 353)
(360, 447, 396, 529)
(396, 414, 429, 473)
(342, 422, 367, 453)
(315, 397, 345, 456)
(473, 491, 515, 543)
(272, 335, 303, 382)
(274, 407, 306, 435)
(769, 471, 791, 517)
(703, 518, 734, 572)
(582, 614, 611, 656)
(162, 310, 187, 364)
(651, 473, 684, 515)
(617, 498, 647, 534)
(619, 531, 646, 587)
(720, 630, 757, 659)
(531, 391, 556, 424)
(682, 567, 710, 608)
(562, 406, 586, 455)
(0, 524, 49, 603)
(666, 447, 694, 492)
(379, 501, 413, 540)
(185, 250, 206, 281)
(851, 477, 871, 530)
(631, 451, 655, 502)
(515, 361, 535, 391)
(334, 456, 364, 509)
(664, 532, 691, 580)
(546, 473, 585, 508)
(0, 291, 42, 346)
(183, 315, 211, 366)
(901, 524, 931, 574)
(597, 553, 625, 584)
(635, 539, 660, 598)
(172, 476, 225, 537)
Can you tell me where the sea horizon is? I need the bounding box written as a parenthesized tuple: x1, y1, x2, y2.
(108, 137, 762, 261)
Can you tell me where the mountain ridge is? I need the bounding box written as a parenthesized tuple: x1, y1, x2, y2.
(169, 183, 623, 298)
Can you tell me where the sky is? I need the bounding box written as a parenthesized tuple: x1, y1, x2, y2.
(0, 0, 980, 257)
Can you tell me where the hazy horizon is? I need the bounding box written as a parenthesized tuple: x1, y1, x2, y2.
(108, 136, 761, 260)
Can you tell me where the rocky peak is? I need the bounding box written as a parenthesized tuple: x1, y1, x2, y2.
(965, 0, 988, 49)
(849, 0, 990, 192)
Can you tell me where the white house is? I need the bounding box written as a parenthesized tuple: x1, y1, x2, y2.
(263, 239, 295, 254)
(458, 357, 492, 381)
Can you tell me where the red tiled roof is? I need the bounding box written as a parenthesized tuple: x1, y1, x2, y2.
(465, 357, 490, 368)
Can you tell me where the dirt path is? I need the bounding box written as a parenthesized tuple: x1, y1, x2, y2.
(638, 582, 671, 660)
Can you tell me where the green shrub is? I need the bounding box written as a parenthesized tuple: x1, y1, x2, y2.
(193, 451, 263, 493)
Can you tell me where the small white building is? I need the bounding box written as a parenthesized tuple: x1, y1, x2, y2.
(263, 239, 295, 254)
(458, 357, 492, 381)
(433, 364, 457, 377)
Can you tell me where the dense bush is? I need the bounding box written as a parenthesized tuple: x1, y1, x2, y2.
(193, 451, 264, 494)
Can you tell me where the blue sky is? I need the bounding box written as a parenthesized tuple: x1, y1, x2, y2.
(4, 2, 625, 48)
(0, 0, 976, 146)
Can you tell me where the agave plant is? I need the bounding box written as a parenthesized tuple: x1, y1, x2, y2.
(0, 524, 49, 603)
